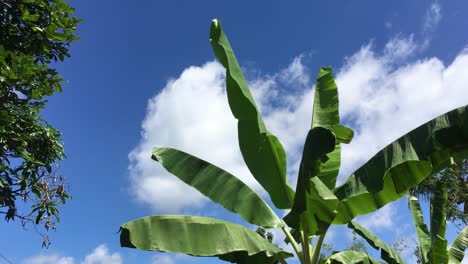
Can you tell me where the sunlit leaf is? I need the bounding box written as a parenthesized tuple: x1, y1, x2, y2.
(152, 147, 283, 228)
(120, 215, 292, 263)
(333, 105, 468, 224)
(409, 195, 431, 263)
(448, 226, 468, 264)
(325, 250, 381, 264)
(312, 67, 353, 189)
(210, 18, 294, 209)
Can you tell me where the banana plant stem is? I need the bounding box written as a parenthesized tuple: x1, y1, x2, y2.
(301, 217, 311, 264)
(281, 226, 302, 262)
(310, 229, 327, 264)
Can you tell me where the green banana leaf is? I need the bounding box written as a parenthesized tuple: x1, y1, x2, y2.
(312, 67, 354, 189)
(428, 185, 448, 264)
(120, 215, 292, 263)
(303, 177, 339, 236)
(348, 221, 406, 264)
(325, 250, 381, 264)
(283, 127, 338, 233)
(331, 124, 355, 144)
(210, 18, 294, 209)
(333, 105, 468, 224)
(408, 195, 431, 263)
(284, 68, 352, 235)
(151, 147, 283, 228)
(285, 176, 339, 236)
(448, 226, 468, 264)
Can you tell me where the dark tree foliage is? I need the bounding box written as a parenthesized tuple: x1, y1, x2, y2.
(410, 159, 467, 228)
(346, 232, 369, 254)
(318, 243, 334, 264)
(255, 227, 279, 263)
(413, 245, 423, 264)
(0, 0, 80, 246)
(317, 234, 372, 264)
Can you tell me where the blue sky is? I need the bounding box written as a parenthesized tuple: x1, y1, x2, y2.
(1, 0, 468, 263)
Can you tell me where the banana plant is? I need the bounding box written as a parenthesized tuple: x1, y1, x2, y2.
(407, 184, 468, 264)
(119, 19, 468, 263)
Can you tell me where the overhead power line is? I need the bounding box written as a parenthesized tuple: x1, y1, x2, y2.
(0, 252, 13, 264)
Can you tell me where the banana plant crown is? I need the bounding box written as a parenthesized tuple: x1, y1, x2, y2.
(120, 19, 468, 264)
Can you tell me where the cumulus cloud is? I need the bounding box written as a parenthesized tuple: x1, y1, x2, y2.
(81, 245, 122, 264)
(128, 62, 258, 212)
(22, 245, 122, 264)
(128, 57, 311, 212)
(353, 203, 396, 231)
(337, 45, 468, 183)
(128, 26, 468, 223)
(23, 255, 74, 264)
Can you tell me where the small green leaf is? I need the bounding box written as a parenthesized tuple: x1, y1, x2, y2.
(35, 210, 43, 225)
(330, 124, 354, 144)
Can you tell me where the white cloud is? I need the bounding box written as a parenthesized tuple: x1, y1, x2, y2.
(462, 253, 468, 264)
(128, 22, 468, 224)
(423, 1, 442, 33)
(128, 61, 261, 212)
(385, 22, 392, 30)
(278, 56, 310, 87)
(383, 34, 417, 61)
(22, 245, 122, 264)
(152, 255, 175, 264)
(336, 46, 468, 184)
(128, 57, 311, 212)
(422, 1, 442, 49)
(23, 254, 74, 264)
(353, 203, 396, 231)
(81, 245, 122, 264)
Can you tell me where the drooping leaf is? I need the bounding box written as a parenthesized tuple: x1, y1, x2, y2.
(311, 67, 354, 189)
(286, 176, 339, 236)
(120, 215, 292, 263)
(325, 250, 381, 264)
(448, 226, 468, 264)
(428, 184, 448, 264)
(331, 124, 355, 144)
(283, 68, 352, 236)
(348, 221, 406, 264)
(408, 195, 431, 263)
(333, 105, 468, 224)
(283, 127, 337, 232)
(210, 19, 294, 209)
(302, 177, 339, 235)
(151, 147, 282, 228)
